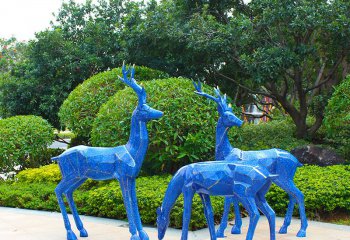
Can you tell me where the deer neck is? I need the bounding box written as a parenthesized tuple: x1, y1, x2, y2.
(160, 169, 184, 222)
(215, 117, 233, 160)
(126, 110, 149, 167)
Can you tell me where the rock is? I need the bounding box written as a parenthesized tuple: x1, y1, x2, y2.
(291, 145, 345, 166)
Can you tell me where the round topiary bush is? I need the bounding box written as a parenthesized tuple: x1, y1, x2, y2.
(324, 76, 350, 156)
(91, 78, 219, 174)
(59, 66, 169, 140)
(231, 119, 309, 152)
(0, 115, 54, 172)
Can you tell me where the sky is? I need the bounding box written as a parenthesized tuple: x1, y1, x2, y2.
(0, 0, 86, 41)
(0, 0, 251, 42)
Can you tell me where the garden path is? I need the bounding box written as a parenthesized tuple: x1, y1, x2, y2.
(0, 207, 349, 239)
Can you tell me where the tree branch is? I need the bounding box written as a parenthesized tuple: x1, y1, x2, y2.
(217, 73, 276, 99)
(305, 56, 344, 93)
(307, 114, 324, 137)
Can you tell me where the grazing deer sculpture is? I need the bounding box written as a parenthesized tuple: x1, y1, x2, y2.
(53, 64, 163, 240)
(157, 161, 278, 240)
(193, 81, 308, 238)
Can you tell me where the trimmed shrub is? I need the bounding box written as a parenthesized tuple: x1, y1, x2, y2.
(324, 76, 350, 156)
(59, 66, 169, 141)
(91, 78, 219, 174)
(1, 164, 350, 229)
(0, 115, 54, 172)
(16, 164, 62, 183)
(267, 165, 350, 217)
(231, 119, 309, 151)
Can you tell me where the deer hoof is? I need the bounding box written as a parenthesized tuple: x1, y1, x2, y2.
(231, 225, 241, 234)
(296, 229, 306, 238)
(67, 230, 77, 240)
(79, 228, 88, 237)
(216, 228, 225, 238)
(278, 225, 288, 234)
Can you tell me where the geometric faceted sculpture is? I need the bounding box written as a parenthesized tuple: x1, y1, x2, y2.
(53, 64, 163, 240)
(157, 161, 278, 240)
(193, 81, 308, 238)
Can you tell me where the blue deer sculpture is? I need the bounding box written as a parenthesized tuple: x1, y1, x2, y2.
(193, 81, 308, 238)
(53, 64, 163, 240)
(157, 161, 278, 240)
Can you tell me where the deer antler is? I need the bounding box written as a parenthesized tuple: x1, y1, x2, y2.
(119, 62, 146, 105)
(193, 80, 231, 112)
(193, 80, 219, 102)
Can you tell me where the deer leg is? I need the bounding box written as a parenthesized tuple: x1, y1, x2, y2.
(278, 196, 296, 234)
(276, 180, 308, 237)
(231, 197, 242, 234)
(239, 197, 260, 240)
(55, 179, 79, 240)
(120, 177, 140, 240)
(65, 178, 88, 237)
(216, 197, 231, 238)
(199, 194, 216, 240)
(129, 178, 149, 240)
(255, 183, 275, 240)
(181, 187, 194, 240)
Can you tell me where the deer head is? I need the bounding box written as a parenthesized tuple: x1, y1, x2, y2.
(119, 63, 163, 121)
(193, 80, 243, 128)
(156, 207, 169, 240)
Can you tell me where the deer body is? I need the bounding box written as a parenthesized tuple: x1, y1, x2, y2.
(193, 81, 308, 238)
(53, 65, 163, 240)
(157, 161, 277, 240)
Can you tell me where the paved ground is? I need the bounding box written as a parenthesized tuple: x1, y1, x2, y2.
(0, 207, 349, 239)
(49, 139, 69, 149)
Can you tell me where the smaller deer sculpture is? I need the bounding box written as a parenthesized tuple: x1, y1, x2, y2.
(193, 81, 308, 238)
(157, 161, 277, 240)
(52, 64, 163, 240)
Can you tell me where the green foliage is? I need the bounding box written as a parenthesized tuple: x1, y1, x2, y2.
(1, 1, 130, 127)
(324, 76, 350, 156)
(1, 164, 350, 229)
(56, 131, 75, 139)
(267, 165, 350, 217)
(59, 66, 169, 140)
(0, 116, 54, 172)
(0, 37, 27, 73)
(16, 164, 62, 184)
(91, 78, 219, 174)
(0, 74, 39, 119)
(121, 0, 350, 139)
(232, 119, 309, 151)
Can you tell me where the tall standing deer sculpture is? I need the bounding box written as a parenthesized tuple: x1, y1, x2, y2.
(193, 81, 308, 238)
(52, 64, 163, 240)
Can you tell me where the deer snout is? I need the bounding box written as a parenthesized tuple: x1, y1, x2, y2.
(237, 119, 244, 127)
(151, 108, 163, 119)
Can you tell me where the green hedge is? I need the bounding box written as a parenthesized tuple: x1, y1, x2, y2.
(324, 76, 350, 156)
(0, 115, 54, 171)
(91, 78, 219, 174)
(59, 66, 169, 140)
(92, 85, 308, 174)
(1, 164, 349, 229)
(231, 119, 309, 152)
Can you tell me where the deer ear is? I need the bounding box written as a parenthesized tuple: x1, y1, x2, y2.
(156, 207, 162, 215)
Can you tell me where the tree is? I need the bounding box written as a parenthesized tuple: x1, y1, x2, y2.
(121, 0, 350, 139)
(0, 0, 127, 127)
(0, 37, 27, 73)
(324, 75, 350, 155)
(231, 0, 350, 139)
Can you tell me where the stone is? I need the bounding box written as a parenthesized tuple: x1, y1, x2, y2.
(291, 145, 345, 166)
